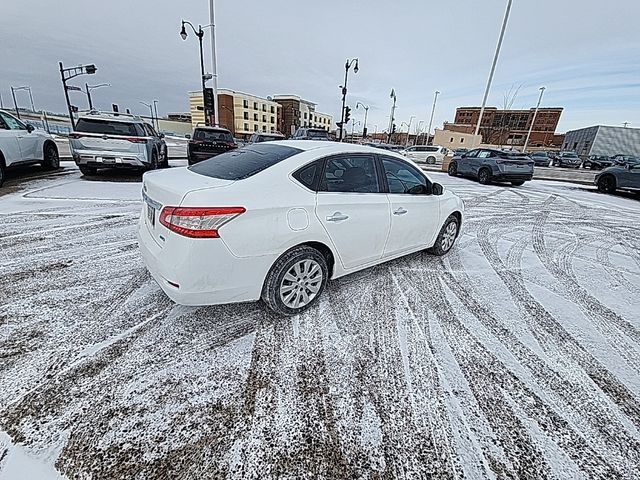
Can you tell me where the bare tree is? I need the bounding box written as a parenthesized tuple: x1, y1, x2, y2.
(413, 123, 424, 144)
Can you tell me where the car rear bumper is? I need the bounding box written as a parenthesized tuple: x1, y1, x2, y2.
(73, 149, 149, 167)
(187, 150, 225, 164)
(137, 213, 276, 306)
(492, 172, 533, 182)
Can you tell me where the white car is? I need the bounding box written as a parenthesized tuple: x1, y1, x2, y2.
(138, 141, 464, 315)
(400, 145, 449, 164)
(0, 109, 60, 187)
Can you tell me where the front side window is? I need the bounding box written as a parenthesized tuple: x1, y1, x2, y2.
(320, 155, 379, 193)
(465, 149, 479, 158)
(0, 112, 27, 130)
(382, 157, 429, 194)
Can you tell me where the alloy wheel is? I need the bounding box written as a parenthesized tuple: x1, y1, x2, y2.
(280, 259, 323, 309)
(441, 221, 458, 252)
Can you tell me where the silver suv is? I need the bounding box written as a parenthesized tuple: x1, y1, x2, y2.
(69, 111, 168, 175)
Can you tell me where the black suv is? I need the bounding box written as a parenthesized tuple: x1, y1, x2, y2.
(551, 151, 581, 168)
(291, 128, 331, 140)
(583, 155, 613, 170)
(529, 151, 553, 167)
(187, 126, 237, 165)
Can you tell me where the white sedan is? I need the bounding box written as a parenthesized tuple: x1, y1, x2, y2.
(138, 141, 464, 315)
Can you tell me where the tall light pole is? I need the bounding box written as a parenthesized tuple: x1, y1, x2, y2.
(139, 101, 154, 124)
(59, 62, 98, 130)
(209, 0, 219, 126)
(355, 101, 369, 138)
(351, 120, 361, 141)
(425, 90, 440, 145)
(373, 124, 378, 138)
(181, 20, 210, 126)
(10, 86, 36, 117)
(153, 100, 159, 130)
(474, 0, 513, 138)
(339, 58, 359, 141)
(523, 86, 546, 153)
(404, 116, 415, 147)
(85, 83, 110, 110)
(387, 89, 397, 143)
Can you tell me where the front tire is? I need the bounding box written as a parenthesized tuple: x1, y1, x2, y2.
(478, 168, 491, 185)
(261, 246, 328, 316)
(148, 150, 159, 171)
(428, 215, 459, 256)
(426, 156, 436, 165)
(597, 175, 616, 194)
(448, 162, 458, 176)
(42, 143, 60, 170)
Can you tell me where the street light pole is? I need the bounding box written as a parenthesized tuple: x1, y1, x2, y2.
(139, 102, 154, 124)
(339, 58, 359, 142)
(153, 100, 159, 130)
(85, 83, 111, 110)
(10, 87, 20, 118)
(425, 90, 440, 145)
(474, 0, 513, 138)
(181, 20, 209, 126)
(387, 89, 397, 144)
(356, 102, 369, 138)
(523, 86, 545, 153)
(405, 116, 415, 147)
(209, 0, 219, 126)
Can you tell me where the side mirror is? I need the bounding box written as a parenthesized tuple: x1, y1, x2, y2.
(185, 134, 191, 139)
(26, 124, 35, 133)
(159, 133, 165, 139)
(432, 183, 444, 196)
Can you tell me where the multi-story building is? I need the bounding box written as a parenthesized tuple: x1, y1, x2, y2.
(445, 106, 563, 147)
(562, 125, 640, 157)
(188, 89, 281, 139)
(272, 95, 332, 137)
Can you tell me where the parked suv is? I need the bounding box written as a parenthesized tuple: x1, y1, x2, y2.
(400, 145, 448, 164)
(595, 163, 640, 194)
(448, 148, 534, 186)
(291, 128, 331, 140)
(248, 132, 285, 143)
(529, 151, 553, 167)
(0, 109, 59, 187)
(188, 126, 237, 165)
(70, 112, 167, 175)
(583, 155, 613, 170)
(551, 151, 581, 168)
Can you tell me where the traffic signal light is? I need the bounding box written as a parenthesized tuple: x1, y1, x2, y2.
(392, 123, 397, 133)
(344, 106, 351, 124)
(84, 64, 97, 75)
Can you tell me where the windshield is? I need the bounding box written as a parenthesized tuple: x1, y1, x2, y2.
(307, 130, 329, 139)
(194, 129, 233, 142)
(189, 144, 302, 180)
(561, 152, 578, 158)
(75, 118, 139, 136)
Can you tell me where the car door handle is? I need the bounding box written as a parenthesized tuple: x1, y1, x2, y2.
(326, 212, 349, 222)
(393, 208, 408, 215)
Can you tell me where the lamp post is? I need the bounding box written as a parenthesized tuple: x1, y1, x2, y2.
(474, 0, 513, 138)
(338, 58, 359, 142)
(351, 120, 361, 142)
(415, 120, 424, 144)
(373, 124, 378, 138)
(85, 83, 110, 110)
(181, 20, 210, 126)
(387, 89, 397, 144)
(523, 86, 546, 153)
(401, 117, 414, 147)
(139, 101, 154, 124)
(59, 62, 97, 130)
(153, 100, 159, 130)
(10, 86, 35, 117)
(355, 102, 369, 139)
(425, 90, 440, 145)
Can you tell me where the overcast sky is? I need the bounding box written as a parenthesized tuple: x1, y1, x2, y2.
(1, 0, 639, 133)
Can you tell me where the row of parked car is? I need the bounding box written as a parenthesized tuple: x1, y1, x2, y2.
(528, 150, 640, 169)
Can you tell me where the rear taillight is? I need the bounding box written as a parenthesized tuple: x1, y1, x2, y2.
(159, 206, 245, 238)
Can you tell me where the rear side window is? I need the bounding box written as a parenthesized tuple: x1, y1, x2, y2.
(76, 118, 139, 136)
(292, 161, 319, 190)
(194, 129, 233, 142)
(189, 144, 302, 180)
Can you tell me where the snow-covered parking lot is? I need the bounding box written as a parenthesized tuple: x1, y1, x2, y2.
(1, 164, 639, 479)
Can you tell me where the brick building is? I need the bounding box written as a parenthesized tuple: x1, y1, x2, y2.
(445, 106, 563, 147)
(272, 95, 332, 138)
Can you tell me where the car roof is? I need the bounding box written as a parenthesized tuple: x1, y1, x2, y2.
(266, 140, 412, 158)
(78, 112, 145, 124)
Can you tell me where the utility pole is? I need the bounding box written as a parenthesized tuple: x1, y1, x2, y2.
(523, 86, 546, 153)
(209, 0, 219, 125)
(356, 102, 369, 138)
(405, 116, 415, 147)
(338, 58, 359, 141)
(387, 89, 396, 144)
(474, 0, 513, 138)
(425, 90, 440, 145)
(10, 87, 20, 118)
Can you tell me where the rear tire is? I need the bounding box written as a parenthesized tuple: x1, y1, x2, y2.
(597, 175, 616, 194)
(478, 168, 491, 185)
(148, 150, 159, 171)
(447, 162, 457, 176)
(428, 215, 459, 256)
(42, 143, 60, 170)
(0, 161, 5, 188)
(511, 181, 525, 186)
(261, 246, 328, 316)
(79, 165, 97, 176)
(427, 156, 436, 165)
(162, 146, 169, 168)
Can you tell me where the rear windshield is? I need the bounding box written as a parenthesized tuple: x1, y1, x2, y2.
(561, 152, 578, 158)
(194, 129, 233, 142)
(254, 135, 284, 142)
(189, 144, 302, 180)
(76, 118, 139, 136)
(501, 151, 532, 160)
(307, 130, 329, 139)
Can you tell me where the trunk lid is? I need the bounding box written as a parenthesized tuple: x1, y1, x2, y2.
(70, 132, 143, 154)
(141, 167, 235, 246)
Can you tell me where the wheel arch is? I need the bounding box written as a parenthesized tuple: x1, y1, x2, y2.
(43, 139, 58, 156)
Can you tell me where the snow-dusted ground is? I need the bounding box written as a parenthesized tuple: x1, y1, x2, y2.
(0, 167, 639, 479)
